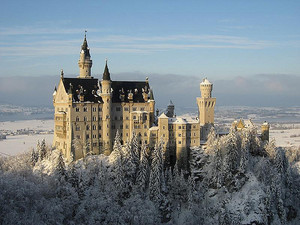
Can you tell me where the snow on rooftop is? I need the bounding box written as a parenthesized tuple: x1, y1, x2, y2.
(158, 113, 168, 119)
(149, 126, 159, 131)
(200, 78, 212, 85)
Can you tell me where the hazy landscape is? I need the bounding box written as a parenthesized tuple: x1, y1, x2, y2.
(1, 104, 299, 157)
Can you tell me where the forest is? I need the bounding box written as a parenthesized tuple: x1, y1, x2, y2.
(1, 127, 300, 225)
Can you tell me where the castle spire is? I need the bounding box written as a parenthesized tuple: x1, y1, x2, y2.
(102, 59, 111, 80)
(78, 31, 92, 78)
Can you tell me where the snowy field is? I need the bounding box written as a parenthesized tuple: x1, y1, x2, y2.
(0, 120, 54, 156)
(0, 118, 299, 157)
(270, 128, 300, 148)
(0, 134, 53, 156)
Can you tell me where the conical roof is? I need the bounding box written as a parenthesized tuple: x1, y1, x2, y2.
(102, 60, 111, 80)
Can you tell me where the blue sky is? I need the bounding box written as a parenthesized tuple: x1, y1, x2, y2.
(0, 1, 299, 107)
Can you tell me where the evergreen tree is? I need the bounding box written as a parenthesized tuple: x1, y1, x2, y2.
(55, 151, 66, 182)
(136, 142, 149, 192)
(206, 126, 217, 152)
(40, 139, 47, 160)
(149, 144, 163, 202)
(30, 148, 38, 167)
(68, 163, 79, 190)
(112, 131, 126, 191)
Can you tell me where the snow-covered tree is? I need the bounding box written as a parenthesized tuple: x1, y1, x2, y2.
(136, 142, 149, 192)
(206, 126, 217, 153)
(55, 151, 66, 182)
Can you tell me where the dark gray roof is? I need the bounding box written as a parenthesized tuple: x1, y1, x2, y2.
(62, 78, 103, 103)
(111, 81, 150, 103)
(102, 61, 111, 80)
(61, 77, 151, 104)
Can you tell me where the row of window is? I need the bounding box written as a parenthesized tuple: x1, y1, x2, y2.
(75, 106, 147, 113)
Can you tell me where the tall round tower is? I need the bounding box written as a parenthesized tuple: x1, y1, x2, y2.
(197, 78, 216, 141)
(78, 32, 92, 78)
(200, 78, 213, 98)
(101, 60, 112, 154)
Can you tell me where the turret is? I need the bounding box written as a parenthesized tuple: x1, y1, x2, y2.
(261, 121, 270, 142)
(166, 100, 175, 117)
(78, 32, 92, 78)
(200, 78, 213, 98)
(100, 60, 112, 154)
(197, 78, 216, 141)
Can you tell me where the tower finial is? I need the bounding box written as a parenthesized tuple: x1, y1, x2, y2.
(60, 69, 64, 78)
(102, 59, 111, 80)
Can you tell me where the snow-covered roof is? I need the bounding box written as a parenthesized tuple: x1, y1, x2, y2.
(158, 113, 168, 119)
(244, 119, 254, 128)
(200, 78, 212, 85)
(169, 117, 187, 124)
(149, 126, 159, 131)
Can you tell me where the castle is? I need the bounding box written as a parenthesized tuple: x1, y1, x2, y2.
(52, 35, 216, 165)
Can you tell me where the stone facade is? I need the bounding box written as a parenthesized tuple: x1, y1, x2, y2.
(52, 36, 216, 164)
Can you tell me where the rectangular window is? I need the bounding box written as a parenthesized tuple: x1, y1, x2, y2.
(132, 107, 137, 111)
(126, 117, 129, 120)
(99, 107, 102, 111)
(93, 142, 97, 147)
(178, 126, 181, 129)
(126, 125, 129, 129)
(124, 107, 129, 111)
(76, 108, 80, 112)
(140, 107, 145, 111)
(178, 133, 181, 137)
(116, 107, 121, 111)
(84, 107, 87, 112)
(133, 115, 136, 120)
(86, 134, 89, 139)
(92, 107, 97, 112)
(178, 141, 181, 144)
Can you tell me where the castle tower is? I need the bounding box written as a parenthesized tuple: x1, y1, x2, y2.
(197, 78, 216, 141)
(101, 60, 112, 154)
(261, 121, 270, 142)
(166, 100, 175, 117)
(78, 32, 92, 78)
(149, 88, 155, 125)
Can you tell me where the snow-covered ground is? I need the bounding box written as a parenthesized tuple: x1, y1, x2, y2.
(0, 120, 54, 156)
(0, 134, 53, 156)
(0, 119, 53, 132)
(270, 128, 300, 148)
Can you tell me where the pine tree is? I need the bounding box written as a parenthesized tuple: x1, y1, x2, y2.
(40, 139, 47, 160)
(30, 148, 37, 167)
(36, 140, 41, 161)
(187, 176, 196, 209)
(206, 126, 217, 152)
(68, 163, 79, 190)
(136, 142, 149, 192)
(149, 144, 163, 202)
(112, 131, 126, 191)
(56, 151, 66, 182)
(239, 130, 250, 173)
